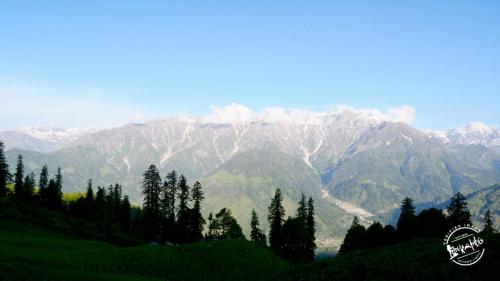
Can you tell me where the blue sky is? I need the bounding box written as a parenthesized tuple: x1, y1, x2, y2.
(1, 1, 499, 130)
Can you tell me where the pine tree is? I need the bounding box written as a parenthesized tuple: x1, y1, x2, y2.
(297, 193, 307, 222)
(0, 141, 9, 198)
(206, 212, 220, 240)
(160, 170, 177, 243)
(85, 179, 94, 207)
(306, 197, 316, 255)
(142, 164, 162, 242)
(14, 154, 24, 199)
(120, 195, 131, 233)
(191, 181, 205, 241)
(447, 192, 471, 226)
(52, 168, 63, 210)
(268, 188, 285, 253)
(46, 179, 59, 211)
(250, 209, 266, 246)
(396, 197, 417, 241)
(482, 209, 494, 235)
(38, 165, 49, 206)
(23, 172, 35, 201)
(338, 216, 367, 255)
(281, 217, 311, 263)
(215, 208, 245, 239)
(366, 221, 384, 248)
(176, 174, 190, 243)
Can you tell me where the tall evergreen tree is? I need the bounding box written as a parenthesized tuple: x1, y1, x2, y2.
(297, 193, 307, 222)
(215, 208, 245, 239)
(268, 188, 285, 253)
(482, 209, 494, 235)
(14, 154, 24, 199)
(281, 217, 312, 263)
(120, 195, 131, 233)
(191, 181, 205, 241)
(176, 174, 191, 243)
(46, 179, 60, 211)
(306, 197, 316, 254)
(250, 209, 266, 246)
(338, 216, 367, 255)
(23, 172, 35, 201)
(396, 197, 417, 241)
(38, 165, 49, 206)
(160, 170, 177, 242)
(142, 164, 162, 242)
(85, 179, 94, 206)
(0, 141, 8, 198)
(447, 192, 471, 226)
(206, 212, 220, 240)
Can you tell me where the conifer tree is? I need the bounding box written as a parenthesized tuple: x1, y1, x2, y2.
(215, 208, 245, 239)
(482, 209, 494, 235)
(46, 179, 59, 211)
(396, 197, 417, 241)
(85, 179, 94, 206)
(23, 172, 35, 201)
(297, 193, 307, 222)
(191, 181, 205, 241)
(142, 164, 162, 242)
(447, 192, 471, 226)
(160, 170, 177, 242)
(176, 174, 190, 243)
(38, 165, 49, 206)
(268, 188, 285, 253)
(281, 216, 311, 263)
(14, 154, 24, 199)
(250, 209, 266, 246)
(120, 195, 131, 233)
(338, 216, 367, 255)
(306, 197, 316, 254)
(206, 212, 220, 240)
(0, 141, 8, 198)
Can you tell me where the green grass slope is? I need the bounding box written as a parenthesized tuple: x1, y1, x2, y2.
(0, 220, 289, 281)
(272, 235, 500, 281)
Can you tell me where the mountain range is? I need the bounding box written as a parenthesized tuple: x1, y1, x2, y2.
(2, 109, 499, 249)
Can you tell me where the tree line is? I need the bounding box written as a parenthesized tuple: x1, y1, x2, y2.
(339, 193, 496, 254)
(0, 143, 317, 263)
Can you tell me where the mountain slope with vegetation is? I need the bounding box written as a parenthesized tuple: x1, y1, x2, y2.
(0, 219, 289, 281)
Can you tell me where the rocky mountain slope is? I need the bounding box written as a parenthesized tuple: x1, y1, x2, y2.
(4, 110, 500, 248)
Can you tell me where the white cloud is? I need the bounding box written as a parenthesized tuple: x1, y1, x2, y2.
(200, 103, 416, 125)
(334, 105, 416, 124)
(201, 103, 256, 124)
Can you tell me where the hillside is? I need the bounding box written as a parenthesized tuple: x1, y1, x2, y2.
(0, 219, 289, 281)
(273, 235, 500, 281)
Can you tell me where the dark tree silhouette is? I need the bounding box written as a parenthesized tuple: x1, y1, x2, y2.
(23, 172, 35, 201)
(416, 208, 448, 238)
(206, 212, 220, 240)
(297, 193, 307, 222)
(214, 208, 245, 239)
(14, 154, 24, 199)
(191, 181, 205, 242)
(396, 197, 417, 241)
(268, 188, 285, 253)
(161, 170, 177, 242)
(38, 165, 49, 206)
(447, 192, 471, 226)
(176, 174, 191, 243)
(120, 195, 131, 233)
(142, 164, 162, 242)
(382, 224, 396, 246)
(85, 179, 94, 208)
(0, 141, 8, 198)
(482, 209, 494, 235)
(250, 209, 266, 246)
(281, 217, 312, 263)
(339, 216, 367, 255)
(366, 221, 384, 248)
(306, 197, 316, 254)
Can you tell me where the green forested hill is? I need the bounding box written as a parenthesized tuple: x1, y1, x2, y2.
(0, 220, 289, 281)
